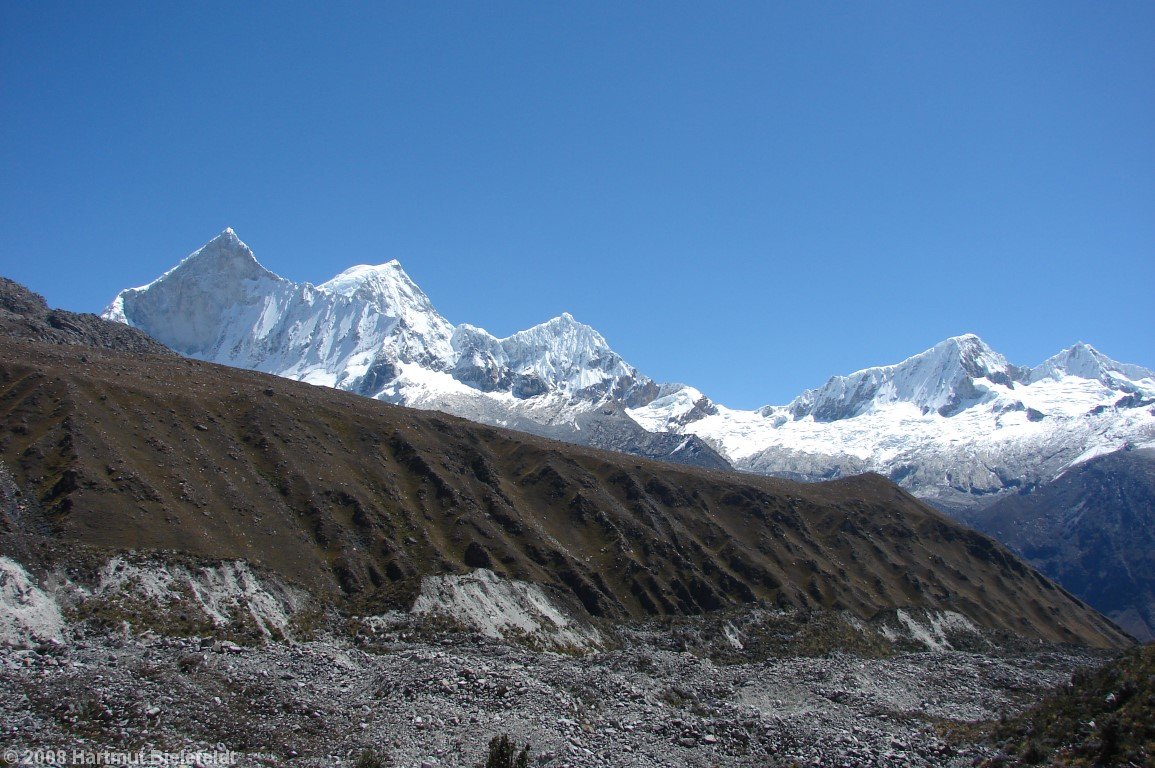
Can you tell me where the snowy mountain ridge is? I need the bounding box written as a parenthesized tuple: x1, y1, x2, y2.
(107, 229, 642, 399)
(105, 229, 1155, 507)
(450, 312, 650, 403)
(629, 336, 1155, 511)
(103, 229, 716, 466)
(1029, 341, 1154, 387)
(779, 333, 1022, 422)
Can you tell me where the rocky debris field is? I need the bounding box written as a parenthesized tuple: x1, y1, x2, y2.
(0, 624, 1102, 768)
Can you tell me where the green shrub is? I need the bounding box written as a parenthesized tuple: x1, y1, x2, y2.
(354, 748, 385, 768)
(483, 734, 529, 768)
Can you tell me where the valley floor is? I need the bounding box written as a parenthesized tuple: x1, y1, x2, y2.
(0, 627, 1101, 768)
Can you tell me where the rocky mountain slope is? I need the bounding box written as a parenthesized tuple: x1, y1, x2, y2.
(966, 446, 1155, 642)
(0, 328, 1129, 648)
(90, 231, 1155, 659)
(104, 229, 724, 469)
(0, 277, 173, 357)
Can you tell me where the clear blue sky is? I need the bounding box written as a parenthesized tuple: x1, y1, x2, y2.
(2, 2, 1151, 408)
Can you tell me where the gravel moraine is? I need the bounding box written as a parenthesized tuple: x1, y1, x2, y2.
(0, 626, 1100, 768)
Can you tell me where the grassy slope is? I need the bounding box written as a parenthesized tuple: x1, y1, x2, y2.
(0, 336, 1131, 648)
(980, 643, 1154, 766)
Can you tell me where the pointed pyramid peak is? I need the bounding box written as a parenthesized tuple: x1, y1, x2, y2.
(101, 229, 285, 353)
(532, 312, 602, 338)
(205, 227, 242, 247)
(196, 226, 248, 252)
(1031, 342, 1154, 384)
(144, 228, 277, 288)
(543, 312, 593, 330)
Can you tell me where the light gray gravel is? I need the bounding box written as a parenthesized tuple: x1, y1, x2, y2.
(0, 623, 1099, 768)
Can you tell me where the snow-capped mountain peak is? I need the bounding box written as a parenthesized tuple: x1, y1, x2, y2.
(508, 313, 611, 359)
(783, 333, 1019, 422)
(626, 384, 718, 432)
(315, 260, 455, 358)
(319, 261, 404, 299)
(102, 228, 287, 356)
(165, 228, 271, 280)
(104, 229, 660, 422)
(1029, 342, 1155, 386)
(447, 312, 651, 402)
(161, 227, 275, 283)
(501, 313, 643, 399)
(937, 333, 1013, 375)
(876, 333, 1016, 388)
(628, 331, 1154, 512)
(105, 229, 1154, 504)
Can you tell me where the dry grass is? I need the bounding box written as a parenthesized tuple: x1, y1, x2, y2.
(0, 335, 1131, 648)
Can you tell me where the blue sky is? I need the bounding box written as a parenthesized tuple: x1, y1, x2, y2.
(1, 2, 1151, 408)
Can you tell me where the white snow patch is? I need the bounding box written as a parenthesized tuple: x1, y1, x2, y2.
(0, 556, 66, 647)
(410, 568, 602, 650)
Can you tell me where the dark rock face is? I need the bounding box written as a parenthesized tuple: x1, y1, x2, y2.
(967, 447, 1155, 641)
(0, 277, 174, 357)
(462, 541, 493, 569)
(0, 277, 50, 316)
(564, 402, 733, 471)
(510, 373, 548, 400)
(449, 361, 509, 393)
(356, 358, 400, 397)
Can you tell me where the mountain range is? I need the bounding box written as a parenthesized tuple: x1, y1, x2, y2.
(105, 229, 727, 470)
(1, 279, 1144, 767)
(107, 229, 1155, 515)
(634, 334, 1155, 513)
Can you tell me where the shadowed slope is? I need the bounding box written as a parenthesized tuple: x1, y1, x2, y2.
(968, 447, 1155, 641)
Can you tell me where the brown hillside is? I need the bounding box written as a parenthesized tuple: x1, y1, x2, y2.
(0, 336, 1130, 647)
